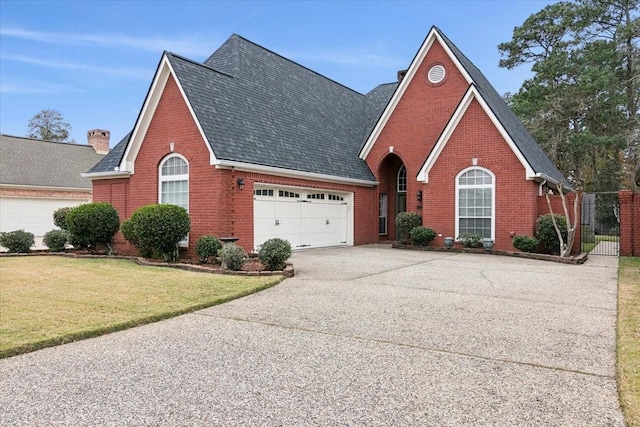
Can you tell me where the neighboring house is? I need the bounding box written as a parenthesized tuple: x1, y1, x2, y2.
(86, 27, 565, 255)
(0, 131, 108, 247)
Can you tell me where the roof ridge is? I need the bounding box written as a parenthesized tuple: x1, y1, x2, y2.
(0, 133, 95, 149)
(165, 51, 235, 79)
(229, 33, 365, 97)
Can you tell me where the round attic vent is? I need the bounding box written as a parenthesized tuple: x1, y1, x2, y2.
(428, 65, 446, 84)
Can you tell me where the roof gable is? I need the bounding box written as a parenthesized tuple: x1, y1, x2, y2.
(360, 26, 565, 185)
(1, 134, 105, 189)
(417, 85, 534, 182)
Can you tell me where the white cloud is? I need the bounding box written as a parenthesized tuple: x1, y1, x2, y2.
(0, 27, 215, 57)
(2, 55, 151, 79)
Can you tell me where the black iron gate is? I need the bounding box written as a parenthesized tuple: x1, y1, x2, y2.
(581, 192, 620, 256)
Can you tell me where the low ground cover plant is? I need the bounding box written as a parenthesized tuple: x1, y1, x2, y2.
(458, 232, 483, 248)
(0, 256, 283, 358)
(196, 235, 222, 263)
(220, 243, 247, 271)
(410, 226, 436, 246)
(0, 230, 34, 253)
(258, 238, 292, 270)
(512, 235, 539, 253)
(43, 229, 68, 252)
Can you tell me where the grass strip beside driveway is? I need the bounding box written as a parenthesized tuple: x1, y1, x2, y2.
(618, 256, 640, 427)
(0, 257, 284, 358)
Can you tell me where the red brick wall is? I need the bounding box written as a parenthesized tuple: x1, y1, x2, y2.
(423, 99, 539, 251)
(619, 190, 640, 256)
(366, 39, 470, 221)
(93, 74, 379, 256)
(0, 187, 91, 200)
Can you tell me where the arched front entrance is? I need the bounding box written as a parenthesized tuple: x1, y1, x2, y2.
(377, 154, 406, 240)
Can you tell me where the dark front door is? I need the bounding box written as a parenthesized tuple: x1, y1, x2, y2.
(395, 192, 406, 240)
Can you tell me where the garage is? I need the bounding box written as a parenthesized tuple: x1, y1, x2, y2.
(0, 197, 87, 237)
(253, 186, 352, 250)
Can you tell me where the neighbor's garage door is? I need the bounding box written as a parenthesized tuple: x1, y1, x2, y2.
(254, 186, 350, 250)
(0, 197, 87, 236)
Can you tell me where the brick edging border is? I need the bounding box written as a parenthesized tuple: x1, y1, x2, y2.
(391, 244, 589, 265)
(0, 252, 295, 277)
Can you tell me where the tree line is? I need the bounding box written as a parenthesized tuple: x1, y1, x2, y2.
(499, 0, 639, 191)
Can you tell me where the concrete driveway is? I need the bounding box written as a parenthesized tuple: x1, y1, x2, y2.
(0, 245, 623, 425)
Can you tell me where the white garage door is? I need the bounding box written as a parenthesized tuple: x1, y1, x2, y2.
(254, 186, 351, 250)
(0, 197, 87, 237)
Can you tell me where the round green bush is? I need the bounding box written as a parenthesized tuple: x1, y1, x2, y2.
(43, 229, 68, 252)
(410, 226, 436, 246)
(512, 235, 539, 253)
(258, 238, 292, 271)
(220, 242, 247, 271)
(458, 232, 483, 248)
(66, 203, 120, 251)
(396, 212, 421, 242)
(126, 204, 190, 262)
(53, 207, 72, 230)
(196, 235, 222, 262)
(536, 214, 567, 255)
(0, 229, 34, 253)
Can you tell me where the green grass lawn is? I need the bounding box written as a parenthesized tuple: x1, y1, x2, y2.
(618, 257, 640, 427)
(0, 257, 284, 358)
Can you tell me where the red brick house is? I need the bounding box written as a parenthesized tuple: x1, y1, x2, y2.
(85, 27, 566, 254)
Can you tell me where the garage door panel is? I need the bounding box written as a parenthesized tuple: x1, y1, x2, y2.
(0, 197, 86, 236)
(254, 187, 349, 251)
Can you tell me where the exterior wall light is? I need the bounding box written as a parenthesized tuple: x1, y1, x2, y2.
(417, 190, 423, 202)
(236, 177, 245, 190)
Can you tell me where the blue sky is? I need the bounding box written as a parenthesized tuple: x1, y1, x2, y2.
(1, 0, 555, 147)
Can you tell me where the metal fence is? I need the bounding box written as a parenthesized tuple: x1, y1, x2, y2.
(581, 192, 620, 256)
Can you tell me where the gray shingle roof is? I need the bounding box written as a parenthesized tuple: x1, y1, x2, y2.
(173, 36, 376, 182)
(88, 132, 131, 173)
(90, 29, 563, 187)
(435, 28, 565, 184)
(1, 134, 105, 189)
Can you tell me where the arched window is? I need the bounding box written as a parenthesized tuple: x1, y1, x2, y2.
(397, 165, 407, 193)
(159, 154, 189, 211)
(456, 167, 494, 239)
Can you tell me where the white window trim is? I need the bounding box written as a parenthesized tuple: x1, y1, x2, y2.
(159, 153, 189, 246)
(455, 166, 495, 241)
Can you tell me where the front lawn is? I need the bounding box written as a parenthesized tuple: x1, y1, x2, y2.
(0, 257, 283, 358)
(618, 256, 640, 427)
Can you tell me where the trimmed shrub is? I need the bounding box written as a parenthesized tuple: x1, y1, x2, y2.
(220, 243, 247, 271)
(410, 226, 436, 246)
(258, 238, 292, 271)
(536, 214, 568, 255)
(53, 207, 73, 230)
(121, 218, 151, 258)
(0, 230, 34, 253)
(196, 235, 222, 263)
(396, 212, 421, 242)
(459, 232, 483, 248)
(66, 203, 120, 251)
(512, 235, 538, 253)
(43, 229, 68, 252)
(125, 204, 190, 262)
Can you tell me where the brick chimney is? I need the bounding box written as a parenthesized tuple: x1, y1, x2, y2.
(397, 69, 408, 82)
(87, 129, 110, 154)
